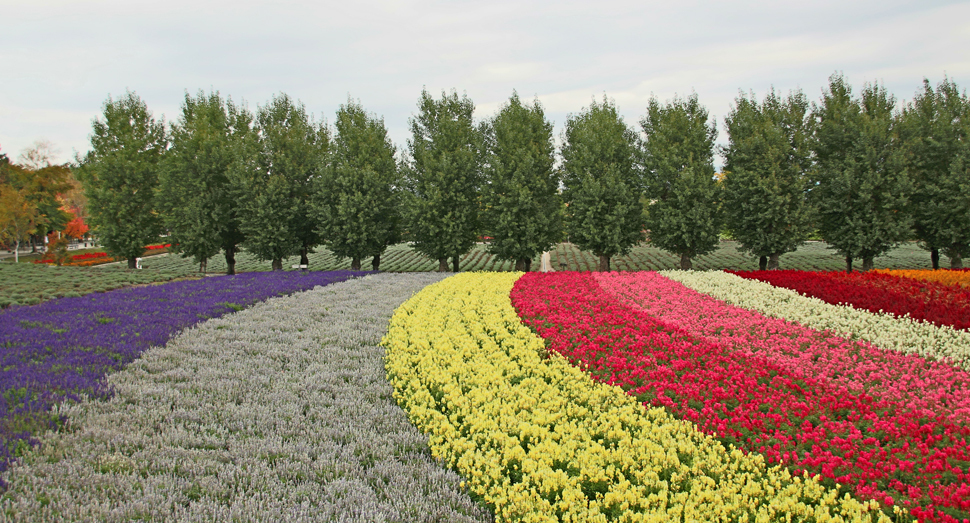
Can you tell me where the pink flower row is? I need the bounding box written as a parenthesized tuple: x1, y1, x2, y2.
(511, 272, 970, 523)
(594, 272, 970, 425)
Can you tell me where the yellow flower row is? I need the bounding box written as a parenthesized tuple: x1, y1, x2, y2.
(382, 272, 894, 523)
(873, 268, 970, 287)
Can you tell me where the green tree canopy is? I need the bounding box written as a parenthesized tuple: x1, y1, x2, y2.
(76, 91, 167, 269)
(403, 88, 482, 272)
(900, 77, 970, 268)
(560, 95, 643, 271)
(159, 90, 251, 274)
(235, 93, 329, 270)
(811, 74, 911, 272)
(481, 91, 561, 271)
(722, 88, 814, 270)
(313, 97, 400, 271)
(641, 93, 721, 270)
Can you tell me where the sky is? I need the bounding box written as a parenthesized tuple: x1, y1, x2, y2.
(2, 0, 968, 170)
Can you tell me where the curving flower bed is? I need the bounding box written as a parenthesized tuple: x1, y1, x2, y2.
(384, 272, 893, 522)
(729, 270, 970, 331)
(0, 270, 366, 478)
(1, 273, 491, 521)
(874, 269, 970, 289)
(511, 272, 970, 522)
(663, 270, 970, 370)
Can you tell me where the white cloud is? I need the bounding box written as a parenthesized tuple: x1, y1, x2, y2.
(1, 0, 967, 168)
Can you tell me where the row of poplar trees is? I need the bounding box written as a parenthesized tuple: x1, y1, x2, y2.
(77, 73, 969, 273)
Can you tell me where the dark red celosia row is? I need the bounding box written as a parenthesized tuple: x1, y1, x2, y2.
(729, 270, 970, 331)
(510, 272, 970, 523)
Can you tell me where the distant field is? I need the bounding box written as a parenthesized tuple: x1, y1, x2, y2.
(0, 241, 937, 308)
(552, 240, 936, 272)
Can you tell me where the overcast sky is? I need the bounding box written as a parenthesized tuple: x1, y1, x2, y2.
(2, 0, 968, 169)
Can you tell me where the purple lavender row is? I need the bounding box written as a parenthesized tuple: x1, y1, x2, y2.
(0, 270, 367, 476)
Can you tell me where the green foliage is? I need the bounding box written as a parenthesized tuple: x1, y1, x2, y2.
(159, 90, 250, 274)
(313, 98, 400, 270)
(76, 91, 167, 268)
(481, 91, 562, 270)
(403, 89, 482, 271)
(811, 74, 912, 271)
(560, 96, 643, 270)
(641, 93, 721, 269)
(234, 94, 329, 270)
(0, 184, 39, 262)
(900, 77, 970, 267)
(722, 88, 814, 269)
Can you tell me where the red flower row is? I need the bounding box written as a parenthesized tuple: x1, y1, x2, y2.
(730, 270, 970, 331)
(510, 272, 970, 523)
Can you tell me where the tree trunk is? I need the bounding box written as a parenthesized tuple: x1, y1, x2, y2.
(862, 257, 874, 272)
(680, 253, 692, 270)
(13, 240, 19, 263)
(200, 259, 207, 274)
(452, 255, 460, 273)
(845, 255, 853, 273)
(523, 258, 531, 272)
(759, 256, 768, 271)
(515, 259, 526, 271)
(225, 248, 236, 276)
(371, 253, 381, 271)
(128, 257, 138, 270)
(351, 257, 361, 271)
(438, 257, 449, 272)
(598, 255, 611, 272)
(767, 253, 780, 270)
(300, 247, 309, 267)
(932, 248, 940, 270)
(271, 258, 283, 271)
(951, 253, 964, 269)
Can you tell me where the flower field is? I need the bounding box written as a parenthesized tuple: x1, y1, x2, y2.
(728, 270, 970, 331)
(1, 268, 967, 521)
(0, 270, 365, 480)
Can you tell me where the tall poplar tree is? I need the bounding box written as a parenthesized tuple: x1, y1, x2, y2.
(159, 90, 251, 274)
(404, 88, 482, 272)
(481, 91, 561, 271)
(722, 89, 813, 270)
(77, 91, 167, 269)
(641, 93, 721, 270)
(811, 74, 911, 272)
(561, 96, 643, 272)
(900, 77, 970, 268)
(235, 94, 329, 270)
(313, 98, 400, 271)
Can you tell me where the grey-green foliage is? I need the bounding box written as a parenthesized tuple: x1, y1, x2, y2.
(404, 89, 482, 272)
(235, 94, 329, 270)
(722, 88, 814, 270)
(77, 91, 167, 269)
(811, 74, 911, 272)
(313, 98, 401, 271)
(560, 96, 643, 271)
(481, 91, 561, 271)
(641, 93, 721, 270)
(158, 91, 251, 275)
(900, 77, 970, 268)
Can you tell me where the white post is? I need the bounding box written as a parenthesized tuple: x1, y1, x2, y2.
(541, 251, 552, 272)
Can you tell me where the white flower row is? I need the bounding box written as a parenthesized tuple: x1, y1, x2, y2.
(661, 270, 970, 370)
(0, 273, 492, 523)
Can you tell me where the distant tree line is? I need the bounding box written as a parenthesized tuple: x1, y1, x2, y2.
(73, 73, 970, 272)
